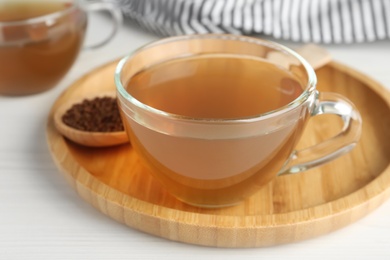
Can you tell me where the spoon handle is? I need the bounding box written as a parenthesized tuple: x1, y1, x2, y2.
(295, 44, 332, 70)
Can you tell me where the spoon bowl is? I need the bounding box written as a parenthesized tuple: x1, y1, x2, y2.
(53, 91, 128, 147)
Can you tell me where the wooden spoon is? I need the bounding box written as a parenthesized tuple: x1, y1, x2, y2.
(53, 44, 331, 147)
(295, 44, 332, 70)
(53, 91, 128, 147)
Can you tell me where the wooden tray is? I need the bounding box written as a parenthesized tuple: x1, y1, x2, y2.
(46, 60, 390, 248)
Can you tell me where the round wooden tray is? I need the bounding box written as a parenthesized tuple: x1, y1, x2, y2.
(46, 60, 390, 248)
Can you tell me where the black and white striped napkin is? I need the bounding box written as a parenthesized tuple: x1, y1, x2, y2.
(112, 0, 390, 44)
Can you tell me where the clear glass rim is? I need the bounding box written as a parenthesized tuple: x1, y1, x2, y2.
(0, 0, 79, 26)
(115, 34, 317, 123)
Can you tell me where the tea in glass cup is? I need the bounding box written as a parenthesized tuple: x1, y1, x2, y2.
(0, 0, 122, 95)
(115, 35, 362, 208)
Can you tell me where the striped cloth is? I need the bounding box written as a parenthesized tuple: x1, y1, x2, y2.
(112, 0, 390, 43)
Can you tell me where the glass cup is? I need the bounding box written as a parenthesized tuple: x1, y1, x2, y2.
(115, 34, 362, 208)
(0, 0, 122, 96)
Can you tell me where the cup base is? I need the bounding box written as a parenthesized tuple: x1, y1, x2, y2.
(177, 199, 241, 209)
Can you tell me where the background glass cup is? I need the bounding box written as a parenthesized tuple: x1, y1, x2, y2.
(0, 0, 122, 96)
(115, 35, 362, 208)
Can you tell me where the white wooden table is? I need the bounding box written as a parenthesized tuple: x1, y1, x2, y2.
(1, 13, 390, 260)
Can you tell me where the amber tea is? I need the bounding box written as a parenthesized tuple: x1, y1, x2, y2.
(0, 1, 86, 95)
(127, 56, 304, 118)
(116, 35, 361, 208)
(122, 55, 306, 206)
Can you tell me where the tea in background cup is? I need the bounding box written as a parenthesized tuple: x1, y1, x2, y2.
(115, 35, 362, 208)
(0, 0, 122, 96)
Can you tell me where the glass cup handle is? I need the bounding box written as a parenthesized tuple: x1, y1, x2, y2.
(279, 91, 362, 175)
(83, 2, 123, 50)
